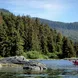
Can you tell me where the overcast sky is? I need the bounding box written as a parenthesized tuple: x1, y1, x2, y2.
(0, 0, 78, 22)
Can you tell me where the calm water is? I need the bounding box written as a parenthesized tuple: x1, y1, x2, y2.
(0, 59, 78, 78)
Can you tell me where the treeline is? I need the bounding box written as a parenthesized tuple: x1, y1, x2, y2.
(0, 13, 77, 58)
(39, 18, 78, 30)
(39, 18, 78, 42)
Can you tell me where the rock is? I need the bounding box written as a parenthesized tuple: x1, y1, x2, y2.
(23, 66, 41, 71)
(23, 65, 46, 71)
(0, 56, 47, 71)
(23, 61, 47, 71)
(0, 64, 2, 68)
(14, 56, 29, 62)
(0, 56, 29, 64)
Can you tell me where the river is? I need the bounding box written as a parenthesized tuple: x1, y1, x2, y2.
(0, 59, 78, 78)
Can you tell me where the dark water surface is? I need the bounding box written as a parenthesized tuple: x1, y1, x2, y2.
(0, 59, 78, 78)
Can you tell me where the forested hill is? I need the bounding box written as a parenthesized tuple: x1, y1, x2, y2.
(0, 8, 78, 42)
(0, 9, 11, 15)
(1, 8, 78, 42)
(0, 12, 77, 59)
(37, 18, 78, 42)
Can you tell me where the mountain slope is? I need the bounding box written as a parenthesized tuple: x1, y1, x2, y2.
(1, 8, 78, 42)
(38, 18, 78, 42)
(0, 13, 76, 58)
(0, 9, 11, 15)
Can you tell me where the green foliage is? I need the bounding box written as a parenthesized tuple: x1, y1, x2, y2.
(0, 9, 11, 15)
(26, 51, 49, 59)
(0, 13, 77, 58)
(39, 18, 78, 42)
(48, 53, 58, 58)
(0, 55, 2, 58)
(62, 37, 76, 58)
(22, 52, 27, 58)
(74, 42, 78, 57)
(26, 51, 41, 59)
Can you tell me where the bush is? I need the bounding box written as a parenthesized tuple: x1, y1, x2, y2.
(48, 53, 58, 59)
(26, 51, 49, 59)
(0, 55, 2, 58)
(26, 51, 41, 59)
(22, 52, 27, 58)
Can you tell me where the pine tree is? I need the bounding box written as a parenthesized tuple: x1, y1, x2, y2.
(0, 13, 76, 58)
(62, 37, 76, 58)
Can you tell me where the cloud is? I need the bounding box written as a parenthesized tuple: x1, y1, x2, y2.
(1, 0, 76, 22)
(6, 0, 65, 10)
(4, 0, 67, 20)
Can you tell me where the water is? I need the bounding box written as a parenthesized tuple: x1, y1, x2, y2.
(0, 59, 78, 78)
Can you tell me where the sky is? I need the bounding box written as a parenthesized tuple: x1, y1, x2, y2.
(0, 0, 78, 22)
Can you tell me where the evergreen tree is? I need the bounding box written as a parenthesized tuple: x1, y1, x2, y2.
(0, 13, 76, 58)
(62, 37, 76, 58)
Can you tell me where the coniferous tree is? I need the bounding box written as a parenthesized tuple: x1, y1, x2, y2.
(0, 13, 76, 58)
(62, 37, 75, 58)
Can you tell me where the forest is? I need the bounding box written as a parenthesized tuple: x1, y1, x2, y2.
(39, 18, 78, 42)
(0, 12, 78, 59)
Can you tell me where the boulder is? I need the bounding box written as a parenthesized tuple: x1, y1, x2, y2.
(23, 61, 47, 71)
(0, 56, 47, 71)
(0, 56, 29, 64)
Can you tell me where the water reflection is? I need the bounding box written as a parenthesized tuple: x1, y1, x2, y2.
(0, 60, 78, 78)
(0, 68, 78, 78)
(0, 72, 59, 78)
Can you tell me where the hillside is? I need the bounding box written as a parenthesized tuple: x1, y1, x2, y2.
(0, 9, 11, 15)
(0, 8, 78, 42)
(0, 13, 77, 59)
(38, 18, 78, 42)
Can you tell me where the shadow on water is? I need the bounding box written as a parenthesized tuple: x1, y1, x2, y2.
(0, 68, 78, 78)
(0, 60, 78, 78)
(0, 72, 60, 78)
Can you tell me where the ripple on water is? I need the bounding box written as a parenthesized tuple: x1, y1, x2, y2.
(0, 60, 78, 78)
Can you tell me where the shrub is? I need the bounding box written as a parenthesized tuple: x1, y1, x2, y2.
(26, 51, 40, 59)
(48, 53, 58, 59)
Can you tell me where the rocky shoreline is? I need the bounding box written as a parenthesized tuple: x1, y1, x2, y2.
(0, 56, 47, 71)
